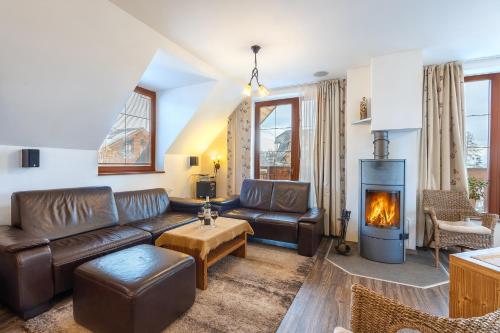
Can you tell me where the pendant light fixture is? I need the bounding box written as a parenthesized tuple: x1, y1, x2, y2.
(243, 45, 269, 97)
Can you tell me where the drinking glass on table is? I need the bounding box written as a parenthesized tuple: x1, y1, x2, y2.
(197, 209, 204, 227)
(210, 210, 219, 227)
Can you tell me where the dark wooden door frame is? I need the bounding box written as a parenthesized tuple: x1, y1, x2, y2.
(465, 73, 500, 214)
(254, 97, 300, 180)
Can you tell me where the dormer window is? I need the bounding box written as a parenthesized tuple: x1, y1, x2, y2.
(98, 87, 156, 175)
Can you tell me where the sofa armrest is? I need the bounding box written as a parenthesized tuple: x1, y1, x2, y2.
(0, 227, 53, 319)
(169, 197, 204, 214)
(299, 208, 325, 224)
(211, 195, 240, 213)
(0, 226, 49, 253)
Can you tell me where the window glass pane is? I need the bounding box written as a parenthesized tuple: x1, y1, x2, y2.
(126, 93, 151, 118)
(260, 151, 277, 167)
(259, 106, 275, 129)
(466, 115, 490, 148)
(275, 104, 292, 128)
(125, 117, 151, 164)
(98, 113, 126, 164)
(260, 129, 276, 152)
(98, 90, 152, 166)
(275, 128, 292, 152)
(464, 79, 492, 213)
(466, 147, 488, 169)
(465, 80, 491, 116)
(256, 99, 297, 181)
(275, 151, 292, 167)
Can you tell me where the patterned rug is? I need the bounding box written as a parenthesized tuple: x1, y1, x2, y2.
(23, 242, 314, 333)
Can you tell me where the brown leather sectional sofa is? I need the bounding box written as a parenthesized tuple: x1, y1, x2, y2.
(0, 181, 322, 320)
(213, 179, 325, 257)
(0, 186, 201, 319)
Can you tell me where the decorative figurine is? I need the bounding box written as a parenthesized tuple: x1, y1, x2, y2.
(360, 97, 368, 120)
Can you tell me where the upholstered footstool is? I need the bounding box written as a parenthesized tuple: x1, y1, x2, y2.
(73, 244, 195, 333)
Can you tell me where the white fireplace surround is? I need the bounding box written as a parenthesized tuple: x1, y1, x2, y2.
(345, 50, 423, 250)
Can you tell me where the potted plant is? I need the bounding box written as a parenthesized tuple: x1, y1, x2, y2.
(468, 176, 488, 209)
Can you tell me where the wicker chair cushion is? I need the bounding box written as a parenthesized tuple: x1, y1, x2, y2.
(437, 220, 491, 234)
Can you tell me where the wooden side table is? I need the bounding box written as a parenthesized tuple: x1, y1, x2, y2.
(449, 247, 500, 318)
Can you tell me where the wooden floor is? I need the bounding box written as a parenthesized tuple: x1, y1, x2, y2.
(277, 238, 449, 333)
(0, 238, 449, 333)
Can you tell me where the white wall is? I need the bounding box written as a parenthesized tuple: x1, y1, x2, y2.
(0, 145, 201, 225)
(156, 82, 216, 169)
(371, 50, 423, 131)
(345, 65, 419, 250)
(0, 0, 239, 154)
(345, 66, 373, 242)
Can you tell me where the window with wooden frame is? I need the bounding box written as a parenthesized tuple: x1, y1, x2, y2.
(98, 87, 156, 175)
(254, 98, 300, 180)
(464, 73, 500, 214)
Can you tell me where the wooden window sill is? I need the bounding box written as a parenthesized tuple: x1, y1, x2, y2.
(98, 171, 165, 176)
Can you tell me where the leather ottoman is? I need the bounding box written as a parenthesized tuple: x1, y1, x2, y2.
(73, 244, 195, 333)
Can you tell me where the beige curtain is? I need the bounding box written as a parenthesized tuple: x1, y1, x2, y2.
(227, 98, 251, 195)
(417, 62, 467, 246)
(315, 79, 346, 236)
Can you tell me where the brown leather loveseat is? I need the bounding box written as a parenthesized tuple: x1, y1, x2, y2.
(213, 179, 324, 257)
(0, 186, 199, 319)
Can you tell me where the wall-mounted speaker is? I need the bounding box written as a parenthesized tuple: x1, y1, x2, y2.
(189, 156, 199, 167)
(22, 149, 40, 168)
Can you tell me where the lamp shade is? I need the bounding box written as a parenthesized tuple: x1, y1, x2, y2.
(258, 84, 269, 97)
(243, 84, 252, 96)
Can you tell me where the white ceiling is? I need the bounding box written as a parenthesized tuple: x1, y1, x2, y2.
(111, 0, 500, 88)
(139, 49, 214, 92)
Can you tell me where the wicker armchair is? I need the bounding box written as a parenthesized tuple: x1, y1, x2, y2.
(422, 189, 498, 267)
(344, 284, 500, 333)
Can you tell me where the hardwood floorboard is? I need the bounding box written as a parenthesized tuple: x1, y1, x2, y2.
(277, 238, 449, 333)
(0, 238, 450, 333)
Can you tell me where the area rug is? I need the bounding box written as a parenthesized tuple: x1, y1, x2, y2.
(326, 243, 448, 288)
(23, 242, 314, 333)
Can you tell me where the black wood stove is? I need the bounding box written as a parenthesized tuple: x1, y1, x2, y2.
(359, 131, 407, 264)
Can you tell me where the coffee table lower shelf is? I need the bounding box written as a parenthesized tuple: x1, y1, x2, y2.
(165, 233, 247, 290)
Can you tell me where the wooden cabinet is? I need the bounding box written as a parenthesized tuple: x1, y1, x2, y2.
(449, 248, 500, 318)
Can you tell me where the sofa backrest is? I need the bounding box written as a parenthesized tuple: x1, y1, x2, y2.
(11, 187, 119, 241)
(270, 181, 310, 214)
(114, 188, 169, 224)
(240, 179, 274, 211)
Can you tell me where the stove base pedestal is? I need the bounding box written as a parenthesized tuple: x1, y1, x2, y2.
(360, 234, 405, 264)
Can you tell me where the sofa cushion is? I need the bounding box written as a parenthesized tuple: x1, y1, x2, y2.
(130, 213, 197, 240)
(114, 188, 170, 224)
(270, 181, 310, 214)
(12, 187, 119, 240)
(239, 179, 274, 211)
(50, 226, 151, 294)
(253, 212, 301, 243)
(222, 208, 266, 221)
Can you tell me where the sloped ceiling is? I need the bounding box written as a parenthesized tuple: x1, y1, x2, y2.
(111, 0, 500, 87)
(138, 49, 214, 91)
(0, 0, 232, 151)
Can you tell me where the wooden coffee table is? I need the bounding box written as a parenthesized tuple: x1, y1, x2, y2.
(155, 217, 254, 290)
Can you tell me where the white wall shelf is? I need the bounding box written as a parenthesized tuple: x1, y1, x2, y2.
(351, 117, 371, 125)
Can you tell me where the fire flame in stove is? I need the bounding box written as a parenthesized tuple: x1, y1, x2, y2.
(366, 192, 399, 227)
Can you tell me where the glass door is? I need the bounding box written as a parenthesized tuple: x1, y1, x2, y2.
(254, 98, 300, 180)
